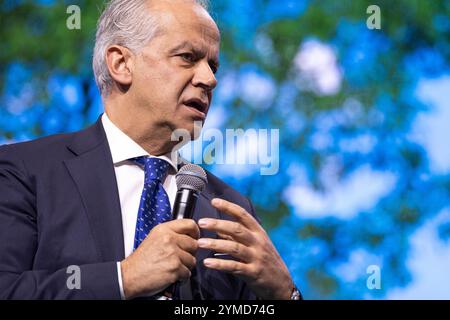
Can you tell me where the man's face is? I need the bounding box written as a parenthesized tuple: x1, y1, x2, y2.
(130, 1, 220, 137)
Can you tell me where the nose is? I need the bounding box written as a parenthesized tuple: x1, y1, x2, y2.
(192, 60, 218, 91)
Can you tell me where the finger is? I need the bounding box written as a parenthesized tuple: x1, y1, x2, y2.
(198, 218, 254, 245)
(167, 219, 200, 239)
(198, 238, 252, 262)
(217, 232, 234, 241)
(176, 234, 199, 255)
(211, 198, 260, 231)
(203, 258, 251, 277)
(177, 248, 197, 270)
(176, 264, 192, 282)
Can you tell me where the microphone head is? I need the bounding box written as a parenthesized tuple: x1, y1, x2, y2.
(175, 164, 208, 192)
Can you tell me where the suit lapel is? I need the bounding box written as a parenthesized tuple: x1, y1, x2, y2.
(64, 117, 125, 262)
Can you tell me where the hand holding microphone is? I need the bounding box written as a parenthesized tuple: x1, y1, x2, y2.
(120, 164, 207, 300)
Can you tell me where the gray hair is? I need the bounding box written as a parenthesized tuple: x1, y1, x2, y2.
(93, 0, 209, 97)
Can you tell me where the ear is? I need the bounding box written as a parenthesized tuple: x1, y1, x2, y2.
(105, 45, 134, 91)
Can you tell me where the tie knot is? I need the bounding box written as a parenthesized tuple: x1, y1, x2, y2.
(132, 157, 170, 183)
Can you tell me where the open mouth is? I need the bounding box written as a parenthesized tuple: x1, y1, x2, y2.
(183, 98, 208, 114)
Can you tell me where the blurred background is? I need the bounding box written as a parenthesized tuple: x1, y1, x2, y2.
(1, 0, 450, 299)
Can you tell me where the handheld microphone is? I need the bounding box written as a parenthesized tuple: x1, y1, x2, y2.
(169, 164, 207, 300)
(172, 164, 207, 220)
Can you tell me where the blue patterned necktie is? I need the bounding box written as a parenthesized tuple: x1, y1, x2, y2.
(132, 157, 172, 250)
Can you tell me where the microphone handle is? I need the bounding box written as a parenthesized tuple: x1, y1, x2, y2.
(166, 188, 199, 299)
(172, 188, 199, 220)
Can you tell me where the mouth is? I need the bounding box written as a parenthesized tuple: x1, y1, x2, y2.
(183, 98, 208, 117)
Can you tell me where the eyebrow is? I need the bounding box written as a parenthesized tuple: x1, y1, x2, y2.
(168, 41, 193, 54)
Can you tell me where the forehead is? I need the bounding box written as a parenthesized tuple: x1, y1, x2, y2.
(150, 1, 220, 50)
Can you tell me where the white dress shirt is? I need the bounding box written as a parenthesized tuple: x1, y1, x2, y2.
(101, 113, 179, 299)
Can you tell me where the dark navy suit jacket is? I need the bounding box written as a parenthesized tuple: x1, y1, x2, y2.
(0, 116, 258, 299)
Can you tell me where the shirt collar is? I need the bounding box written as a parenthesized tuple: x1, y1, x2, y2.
(101, 113, 178, 172)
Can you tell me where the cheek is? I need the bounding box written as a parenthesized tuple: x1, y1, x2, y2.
(135, 65, 171, 99)
(156, 77, 194, 109)
(141, 66, 170, 85)
(138, 54, 170, 83)
(134, 58, 193, 110)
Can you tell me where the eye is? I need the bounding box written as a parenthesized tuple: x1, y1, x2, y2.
(179, 52, 196, 63)
(210, 63, 218, 74)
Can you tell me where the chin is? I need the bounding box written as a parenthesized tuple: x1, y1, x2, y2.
(170, 119, 204, 144)
(187, 120, 203, 140)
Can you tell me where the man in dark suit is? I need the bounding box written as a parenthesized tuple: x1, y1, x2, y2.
(0, 0, 300, 300)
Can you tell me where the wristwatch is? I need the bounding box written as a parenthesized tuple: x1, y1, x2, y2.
(290, 286, 302, 300)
